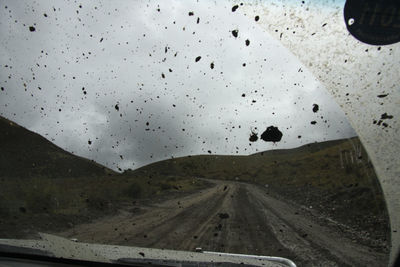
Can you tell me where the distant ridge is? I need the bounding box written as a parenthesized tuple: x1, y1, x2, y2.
(0, 116, 388, 245)
(252, 138, 352, 156)
(0, 116, 116, 178)
(126, 135, 388, 238)
(128, 136, 364, 181)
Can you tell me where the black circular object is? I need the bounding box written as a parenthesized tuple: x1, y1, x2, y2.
(344, 0, 400, 45)
(260, 126, 283, 142)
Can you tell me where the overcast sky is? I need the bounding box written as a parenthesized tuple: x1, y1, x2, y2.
(0, 0, 356, 171)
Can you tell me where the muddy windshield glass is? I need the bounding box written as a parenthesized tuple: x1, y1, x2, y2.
(0, 1, 394, 266)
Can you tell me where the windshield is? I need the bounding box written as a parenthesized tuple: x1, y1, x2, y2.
(0, 1, 398, 267)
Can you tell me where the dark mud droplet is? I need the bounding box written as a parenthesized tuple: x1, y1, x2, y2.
(255, 15, 260, 21)
(115, 104, 119, 111)
(29, 26, 36, 32)
(312, 104, 319, 113)
(210, 62, 214, 69)
(232, 29, 238, 38)
(310, 121, 317, 125)
(377, 94, 389, 98)
(245, 39, 250, 46)
(241, 93, 245, 97)
(232, 5, 239, 12)
(249, 131, 258, 142)
(100, 37, 103, 43)
(218, 213, 230, 219)
(381, 113, 393, 119)
(139, 252, 145, 257)
(207, 150, 212, 154)
(188, 11, 194, 16)
(260, 126, 283, 142)
(197, 17, 200, 24)
(195, 56, 201, 62)
(88, 140, 92, 145)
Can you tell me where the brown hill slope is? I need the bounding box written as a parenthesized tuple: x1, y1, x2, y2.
(0, 115, 389, 249)
(0, 116, 207, 238)
(127, 137, 389, 249)
(0, 116, 116, 178)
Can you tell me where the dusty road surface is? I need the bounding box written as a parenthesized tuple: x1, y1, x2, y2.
(58, 179, 388, 267)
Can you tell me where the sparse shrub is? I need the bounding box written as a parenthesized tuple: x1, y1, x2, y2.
(167, 176, 177, 182)
(86, 196, 109, 211)
(345, 165, 353, 174)
(26, 192, 54, 213)
(124, 182, 143, 198)
(0, 196, 11, 217)
(159, 182, 172, 190)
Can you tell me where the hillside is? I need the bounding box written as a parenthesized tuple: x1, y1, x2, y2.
(127, 137, 379, 192)
(0, 116, 116, 178)
(0, 116, 208, 238)
(0, 115, 389, 248)
(127, 137, 389, 247)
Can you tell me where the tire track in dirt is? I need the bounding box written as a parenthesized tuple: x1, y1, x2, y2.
(57, 179, 388, 267)
(246, 184, 340, 266)
(58, 181, 228, 247)
(247, 183, 387, 267)
(229, 186, 296, 258)
(144, 186, 229, 249)
(177, 183, 237, 251)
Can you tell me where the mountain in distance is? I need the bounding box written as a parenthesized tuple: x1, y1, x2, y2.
(127, 135, 389, 245)
(0, 116, 205, 238)
(0, 115, 389, 247)
(0, 116, 116, 179)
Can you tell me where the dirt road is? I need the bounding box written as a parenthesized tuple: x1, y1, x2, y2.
(58, 179, 388, 267)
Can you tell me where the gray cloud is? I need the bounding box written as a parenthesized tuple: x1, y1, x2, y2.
(0, 0, 356, 171)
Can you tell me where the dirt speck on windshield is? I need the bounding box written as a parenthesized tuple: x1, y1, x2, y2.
(260, 126, 283, 142)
